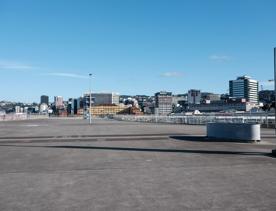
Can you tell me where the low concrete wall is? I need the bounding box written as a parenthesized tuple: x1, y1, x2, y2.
(207, 123, 261, 142)
(0, 114, 49, 121)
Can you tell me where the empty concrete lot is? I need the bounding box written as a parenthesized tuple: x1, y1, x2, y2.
(0, 118, 275, 211)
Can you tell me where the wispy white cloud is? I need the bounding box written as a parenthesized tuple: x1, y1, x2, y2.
(160, 71, 184, 77)
(43, 72, 89, 79)
(209, 55, 231, 62)
(0, 60, 36, 70)
(0, 60, 90, 81)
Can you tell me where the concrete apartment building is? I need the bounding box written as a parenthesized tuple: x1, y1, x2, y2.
(229, 76, 259, 104)
(155, 91, 173, 115)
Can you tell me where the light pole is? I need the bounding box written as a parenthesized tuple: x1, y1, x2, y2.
(89, 73, 92, 125)
(272, 48, 276, 156)
(274, 48, 276, 134)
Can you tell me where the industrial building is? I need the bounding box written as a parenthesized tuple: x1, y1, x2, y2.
(89, 104, 127, 116)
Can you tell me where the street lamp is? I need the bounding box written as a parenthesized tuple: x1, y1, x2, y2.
(274, 48, 276, 134)
(272, 48, 276, 156)
(89, 73, 92, 125)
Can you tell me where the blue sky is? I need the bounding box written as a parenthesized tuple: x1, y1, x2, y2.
(0, 0, 275, 102)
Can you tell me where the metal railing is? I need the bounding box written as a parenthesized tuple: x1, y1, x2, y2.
(1, 113, 275, 128)
(110, 114, 275, 127)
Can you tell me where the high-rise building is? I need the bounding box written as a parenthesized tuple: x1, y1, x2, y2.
(229, 76, 259, 104)
(73, 99, 78, 114)
(188, 89, 201, 104)
(155, 91, 172, 115)
(67, 98, 74, 115)
(40, 95, 49, 105)
(54, 96, 64, 108)
(77, 97, 83, 109)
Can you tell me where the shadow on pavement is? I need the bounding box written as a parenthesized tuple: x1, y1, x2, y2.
(170, 135, 256, 143)
(0, 133, 185, 140)
(0, 144, 273, 157)
(50, 145, 273, 157)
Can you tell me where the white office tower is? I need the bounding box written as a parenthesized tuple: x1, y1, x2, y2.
(188, 89, 201, 104)
(54, 96, 64, 108)
(111, 93, 120, 105)
(229, 76, 259, 104)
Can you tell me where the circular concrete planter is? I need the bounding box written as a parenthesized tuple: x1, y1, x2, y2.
(207, 123, 261, 142)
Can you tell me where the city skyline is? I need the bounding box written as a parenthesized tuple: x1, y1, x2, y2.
(0, 0, 276, 102)
(0, 74, 267, 104)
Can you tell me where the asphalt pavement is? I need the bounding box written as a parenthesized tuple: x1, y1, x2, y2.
(0, 118, 275, 210)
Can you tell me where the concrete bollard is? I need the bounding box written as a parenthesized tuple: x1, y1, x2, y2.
(207, 123, 261, 142)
